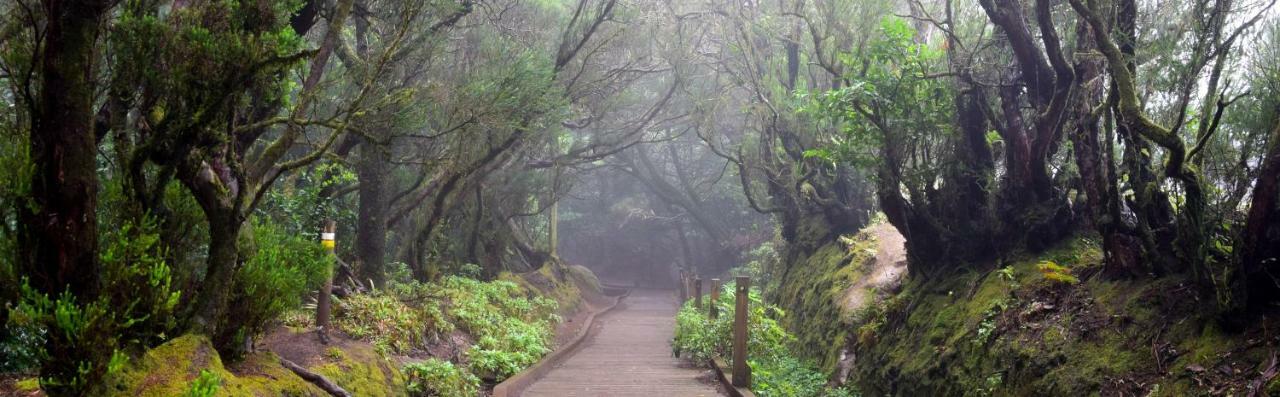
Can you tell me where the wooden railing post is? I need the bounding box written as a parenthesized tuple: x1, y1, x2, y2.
(694, 277, 703, 311)
(677, 271, 688, 303)
(732, 276, 751, 388)
(709, 278, 720, 319)
(316, 220, 337, 344)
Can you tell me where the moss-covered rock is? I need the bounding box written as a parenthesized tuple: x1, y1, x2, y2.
(108, 334, 321, 396)
(107, 333, 408, 397)
(847, 235, 1280, 396)
(308, 340, 406, 397)
(772, 225, 879, 374)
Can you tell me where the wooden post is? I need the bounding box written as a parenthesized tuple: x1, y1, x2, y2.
(732, 276, 751, 388)
(316, 220, 336, 344)
(694, 277, 703, 311)
(677, 271, 688, 303)
(709, 278, 720, 319)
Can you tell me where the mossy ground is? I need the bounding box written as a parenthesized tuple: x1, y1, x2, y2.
(772, 226, 879, 375)
(107, 334, 338, 396)
(60, 262, 601, 397)
(845, 234, 1280, 396)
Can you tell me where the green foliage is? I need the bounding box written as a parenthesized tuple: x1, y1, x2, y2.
(404, 358, 479, 397)
(182, 369, 222, 397)
(219, 219, 329, 358)
(750, 355, 846, 397)
(258, 162, 358, 240)
(99, 217, 182, 347)
(734, 242, 781, 287)
(335, 275, 561, 384)
(333, 292, 432, 354)
(672, 286, 854, 396)
(0, 322, 43, 372)
(4, 217, 179, 395)
(801, 16, 953, 185)
(9, 287, 120, 395)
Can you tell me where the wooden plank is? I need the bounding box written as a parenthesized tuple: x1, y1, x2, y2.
(522, 289, 721, 397)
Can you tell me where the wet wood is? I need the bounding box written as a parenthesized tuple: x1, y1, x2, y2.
(523, 289, 720, 397)
(694, 277, 703, 310)
(731, 276, 750, 388)
(709, 278, 720, 319)
(317, 220, 336, 344)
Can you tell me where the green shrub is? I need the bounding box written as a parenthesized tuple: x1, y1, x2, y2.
(98, 218, 182, 347)
(0, 322, 43, 372)
(673, 285, 789, 361)
(336, 275, 561, 383)
(750, 355, 828, 397)
(333, 292, 428, 354)
(5, 217, 178, 395)
(218, 219, 328, 359)
(404, 358, 480, 397)
(673, 285, 857, 397)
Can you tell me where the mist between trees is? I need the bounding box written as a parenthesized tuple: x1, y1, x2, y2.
(1, 0, 1279, 395)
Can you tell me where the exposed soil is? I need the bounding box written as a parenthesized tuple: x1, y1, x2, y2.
(840, 222, 907, 313)
(257, 328, 367, 368)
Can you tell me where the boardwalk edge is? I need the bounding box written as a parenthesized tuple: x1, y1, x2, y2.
(490, 285, 631, 397)
(711, 357, 757, 397)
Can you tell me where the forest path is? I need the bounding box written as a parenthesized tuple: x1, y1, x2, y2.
(840, 222, 908, 313)
(521, 288, 720, 397)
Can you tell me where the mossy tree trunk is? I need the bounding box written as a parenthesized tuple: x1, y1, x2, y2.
(21, 0, 110, 301)
(20, 0, 113, 393)
(356, 139, 390, 289)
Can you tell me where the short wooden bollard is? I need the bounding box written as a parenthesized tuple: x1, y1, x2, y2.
(709, 278, 720, 319)
(694, 277, 703, 310)
(732, 276, 751, 388)
(316, 220, 337, 344)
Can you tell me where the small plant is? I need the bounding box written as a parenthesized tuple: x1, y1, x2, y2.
(182, 369, 221, 397)
(973, 300, 1008, 346)
(404, 358, 480, 397)
(1036, 260, 1079, 285)
(324, 347, 345, 360)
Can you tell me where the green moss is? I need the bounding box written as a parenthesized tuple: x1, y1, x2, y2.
(108, 334, 229, 397)
(773, 226, 878, 374)
(230, 352, 324, 396)
(108, 333, 407, 397)
(310, 342, 406, 397)
(566, 264, 602, 296)
(14, 377, 39, 392)
(846, 234, 1278, 395)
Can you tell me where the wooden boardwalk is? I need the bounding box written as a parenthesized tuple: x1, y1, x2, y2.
(522, 288, 721, 397)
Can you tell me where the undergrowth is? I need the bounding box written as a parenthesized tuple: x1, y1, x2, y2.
(404, 358, 479, 397)
(331, 274, 562, 388)
(673, 285, 858, 397)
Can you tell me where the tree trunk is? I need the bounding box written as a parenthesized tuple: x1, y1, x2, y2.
(355, 141, 389, 288)
(22, 0, 110, 299)
(20, 1, 112, 393)
(1241, 118, 1280, 305)
(190, 211, 243, 338)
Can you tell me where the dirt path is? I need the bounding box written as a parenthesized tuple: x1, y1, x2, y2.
(522, 289, 720, 397)
(841, 222, 908, 313)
